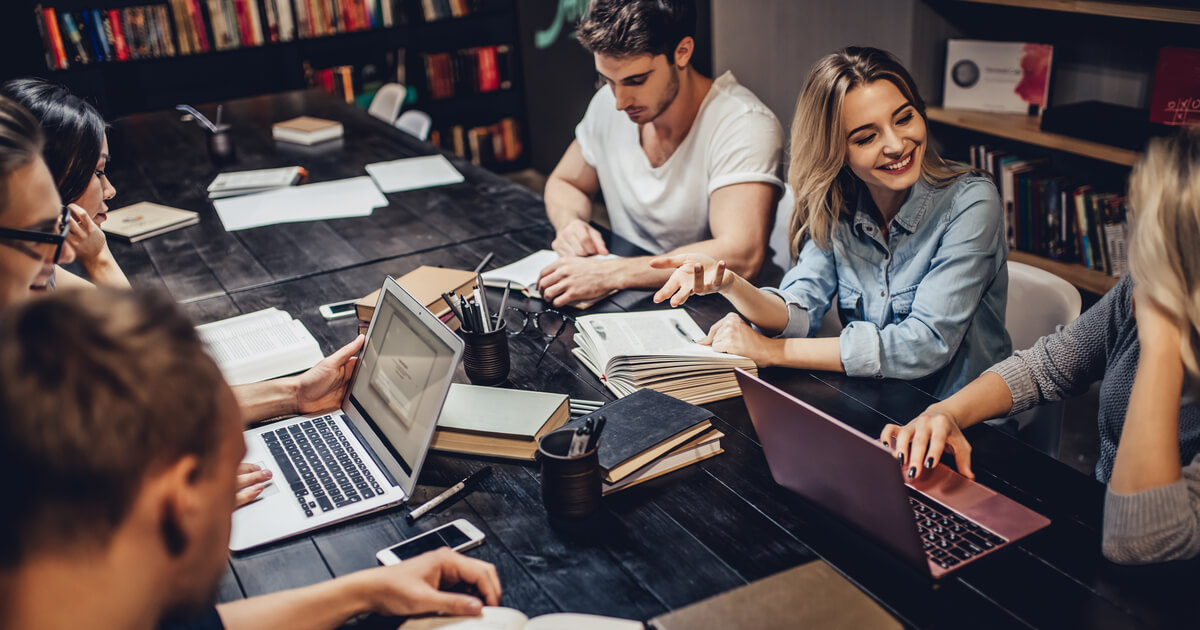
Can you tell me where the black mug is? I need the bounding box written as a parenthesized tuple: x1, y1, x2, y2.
(538, 428, 601, 519)
(207, 124, 236, 165)
(459, 320, 509, 386)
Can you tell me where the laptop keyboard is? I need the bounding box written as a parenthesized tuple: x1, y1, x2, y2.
(262, 415, 385, 518)
(909, 493, 1008, 569)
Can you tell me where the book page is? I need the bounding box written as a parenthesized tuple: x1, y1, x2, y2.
(576, 311, 717, 363)
(398, 607, 528, 630)
(195, 308, 290, 341)
(482, 250, 617, 294)
(526, 614, 642, 630)
(201, 319, 315, 366)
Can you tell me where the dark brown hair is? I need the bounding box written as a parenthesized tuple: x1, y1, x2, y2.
(0, 95, 45, 217)
(577, 0, 696, 59)
(0, 289, 228, 568)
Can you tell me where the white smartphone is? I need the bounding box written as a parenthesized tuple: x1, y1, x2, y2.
(318, 299, 357, 320)
(376, 518, 486, 565)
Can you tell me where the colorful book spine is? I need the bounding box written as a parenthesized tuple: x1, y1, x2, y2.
(33, 5, 57, 70)
(108, 9, 130, 60)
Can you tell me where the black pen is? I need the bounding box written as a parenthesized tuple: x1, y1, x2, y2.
(406, 466, 493, 523)
(586, 416, 606, 452)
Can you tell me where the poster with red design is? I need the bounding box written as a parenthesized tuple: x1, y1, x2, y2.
(1149, 47, 1200, 127)
(944, 40, 1053, 115)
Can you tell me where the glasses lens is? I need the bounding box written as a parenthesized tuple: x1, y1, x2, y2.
(536, 310, 569, 338)
(503, 307, 530, 336)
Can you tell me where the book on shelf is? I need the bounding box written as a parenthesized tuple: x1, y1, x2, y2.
(970, 144, 1128, 278)
(423, 45, 515, 100)
(563, 388, 717, 485)
(430, 118, 522, 166)
(571, 310, 757, 405)
(194, 308, 325, 386)
(430, 384, 570, 461)
(207, 166, 305, 198)
(354, 265, 477, 328)
(944, 40, 1053, 116)
(271, 116, 344, 145)
(100, 201, 200, 243)
(400, 608, 640, 630)
(1150, 46, 1200, 127)
(417, 0, 482, 22)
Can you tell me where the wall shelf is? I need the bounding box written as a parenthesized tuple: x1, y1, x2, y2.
(926, 107, 1141, 166)
(953, 0, 1200, 25)
(1009, 250, 1119, 295)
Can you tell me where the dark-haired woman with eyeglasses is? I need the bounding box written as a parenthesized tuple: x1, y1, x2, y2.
(1, 78, 127, 290)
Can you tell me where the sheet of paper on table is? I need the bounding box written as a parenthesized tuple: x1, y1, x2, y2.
(212, 176, 388, 231)
(365, 154, 465, 193)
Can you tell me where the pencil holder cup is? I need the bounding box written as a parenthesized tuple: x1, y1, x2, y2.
(459, 321, 509, 386)
(207, 124, 236, 165)
(538, 428, 601, 519)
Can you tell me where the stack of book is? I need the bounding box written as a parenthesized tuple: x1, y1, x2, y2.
(970, 145, 1128, 278)
(572, 310, 757, 406)
(431, 385, 571, 460)
(564, 388, 724, 496)
(355, 265, 477, 335)
(430, 118, 523, 167)
(423, 45, 515, 100)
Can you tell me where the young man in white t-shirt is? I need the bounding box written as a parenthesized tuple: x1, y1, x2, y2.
(538, 0, 783, 307)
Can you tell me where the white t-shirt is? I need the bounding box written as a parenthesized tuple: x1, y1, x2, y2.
(575, 71, 784, 255)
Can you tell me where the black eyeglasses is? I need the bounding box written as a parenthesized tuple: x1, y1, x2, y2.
(502, 307, 575, 365)
(0, 205, 70, 264)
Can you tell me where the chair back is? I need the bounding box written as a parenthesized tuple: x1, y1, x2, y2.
(367, 83, 406, 124)
(395, 110, 433, 141)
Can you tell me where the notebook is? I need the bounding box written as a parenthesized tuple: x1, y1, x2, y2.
(208, 166, 304, 198)
(430, 384, 570, 460)
(365, 154, 465, 192)
(100, 201, 199, 242)
(272, 115, 344, 145)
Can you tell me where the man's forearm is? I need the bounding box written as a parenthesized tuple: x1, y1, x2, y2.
(544, 176, 593, 231)
(218, 577, 370, 630)
(233, 378, 299, 425)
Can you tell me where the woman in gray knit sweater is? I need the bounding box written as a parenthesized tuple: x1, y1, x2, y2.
(881, 128, 1200, 565)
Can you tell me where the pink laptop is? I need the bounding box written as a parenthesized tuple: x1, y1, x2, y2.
(735, 369, 1050, 579)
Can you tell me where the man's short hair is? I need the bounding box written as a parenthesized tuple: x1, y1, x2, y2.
(0, 289, 228, 568)
(0, 95, 45, 216)
(577, 0, 696, 59)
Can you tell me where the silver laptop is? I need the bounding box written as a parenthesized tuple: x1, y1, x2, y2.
(231, 277, 464, 551)
(735, 368, 1050, 579)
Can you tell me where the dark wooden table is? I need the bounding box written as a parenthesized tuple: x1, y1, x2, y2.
(106, 90, 1199, 629)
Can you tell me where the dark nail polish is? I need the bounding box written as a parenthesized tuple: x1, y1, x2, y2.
(908, 467, 916, 478)
(898, 452, 905, 464)
(926, 457, 934, 468)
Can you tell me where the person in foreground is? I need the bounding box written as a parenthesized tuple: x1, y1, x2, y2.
(1, 77, 129, 290)
(0, 93, 362, 507)
(0, 288, 502, 630)
(882, 128, 1200, 565)
(538, 0, 783, 307)
(653, 47, 1010, 399)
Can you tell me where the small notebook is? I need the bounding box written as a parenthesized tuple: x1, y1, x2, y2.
(272, 116, 344, 145)
(648, 560, 901, 630)
(431, 384, 570, 461)
(563, 388, 714, 483)
(365, 154, 465, 192)
(100, 201, 199, 243)
(208, 166, 303, 198)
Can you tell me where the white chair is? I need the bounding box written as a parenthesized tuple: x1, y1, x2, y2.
(367, 83, 406, 125)
(1002, 260, 1082, 457)
(395, 109, 433, 141)
(765, 185, 842, 337)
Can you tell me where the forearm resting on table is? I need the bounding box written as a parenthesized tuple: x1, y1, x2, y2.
(217, 577, 370, 630)
(233, 378, 300, 425)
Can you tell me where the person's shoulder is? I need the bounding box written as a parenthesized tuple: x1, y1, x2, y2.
(937, 172, 1000, 212)
(706, 72, 780, 126)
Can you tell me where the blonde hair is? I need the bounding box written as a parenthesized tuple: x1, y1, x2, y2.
(787, 47, 970, 256)
(1128, 127, 1200, 385)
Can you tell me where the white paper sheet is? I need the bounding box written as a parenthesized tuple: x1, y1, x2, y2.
(212, 176, 388, 231)
(365, 154, 465, 193)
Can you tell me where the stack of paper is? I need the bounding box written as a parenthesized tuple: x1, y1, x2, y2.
(208, 166, 303, 199)
(365, 154, 465, 193)
(212, 176, 387, 231)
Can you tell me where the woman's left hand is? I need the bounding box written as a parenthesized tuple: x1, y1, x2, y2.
(700, 312, 777, 366)
(65, 204, 109, 262)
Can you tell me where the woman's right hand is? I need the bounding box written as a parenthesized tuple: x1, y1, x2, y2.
(879, 408, 975, 481)
(650, 253, 734, 307)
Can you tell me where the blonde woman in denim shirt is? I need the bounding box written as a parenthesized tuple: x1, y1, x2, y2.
(652, 47, 1010, 399)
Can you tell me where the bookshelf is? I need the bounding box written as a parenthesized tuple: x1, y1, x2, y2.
(952, 0, 1200, 25)
(7, 0, 531, 172)
(926, 107, 1140, 166)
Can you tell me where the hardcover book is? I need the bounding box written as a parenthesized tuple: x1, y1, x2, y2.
(101, 201, 199, 243)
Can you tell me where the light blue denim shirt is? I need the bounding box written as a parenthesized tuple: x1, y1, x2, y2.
(763, 175, 1011, 399)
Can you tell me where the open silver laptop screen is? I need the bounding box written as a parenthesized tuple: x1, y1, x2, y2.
(348, 288, 458, 478)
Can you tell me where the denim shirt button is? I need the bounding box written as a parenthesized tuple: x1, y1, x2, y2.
(880, 290, 886, 297)
(874, 372, 884, 379)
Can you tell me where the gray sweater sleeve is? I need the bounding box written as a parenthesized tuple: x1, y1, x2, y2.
(1103, 453, 1200, 564)
(985, 276, 1132, 414)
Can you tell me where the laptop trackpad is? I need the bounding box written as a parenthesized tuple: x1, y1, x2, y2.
(254, 460, 281, 499)
(908, 465, 995, 510)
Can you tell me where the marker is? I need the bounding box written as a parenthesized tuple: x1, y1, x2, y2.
(406, 467, 493, 523)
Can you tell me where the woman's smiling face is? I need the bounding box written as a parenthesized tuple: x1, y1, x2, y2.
(842, 79, 927, 201)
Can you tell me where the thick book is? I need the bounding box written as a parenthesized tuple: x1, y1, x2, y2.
(208, 166, 304, 198)
(647, 560, 900, 630)
(431, 384, 569, 461)
(354, 265, 476, 326)
(101, 201, 200, 243)
(602, 428, 723, 495)
(272, 115, 344, 145)
(400, 608, 640, 630)
(572, 310, 757, 405)
(195, 308, 324, 386)
(563, 388, 714, 484)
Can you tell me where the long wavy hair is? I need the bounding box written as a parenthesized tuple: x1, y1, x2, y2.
(1128, 126, 1200, 386)
(787, 47, 970, 256)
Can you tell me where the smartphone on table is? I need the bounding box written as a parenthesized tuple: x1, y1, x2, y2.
(376, 518, 486, 565)
(318, 299, 357, 320)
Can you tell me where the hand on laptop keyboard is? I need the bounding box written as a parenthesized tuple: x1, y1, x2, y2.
(880, 408, 975, 481)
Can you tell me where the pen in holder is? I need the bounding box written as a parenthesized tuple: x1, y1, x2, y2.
(538, 428, 601, 519)
(459, 320, 510, 386)
(177, 104, 236, 165)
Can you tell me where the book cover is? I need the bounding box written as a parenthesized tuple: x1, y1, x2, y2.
(1149, 47, 1200, 126)
(60, 12, 91, 65)
(101, 201, 200, 243)
(187, 0, 211, 51)
(33, 6, 57, 70)
(107, 9, 129, 60)
(435, 383, 568, 441)
(354, 265, 475, 324)
(944, 40, 1053, 115)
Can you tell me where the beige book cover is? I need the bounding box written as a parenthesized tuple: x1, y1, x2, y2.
(648, 561, 901, 630)
(431, 385, 569, 461)
(101, 201, 199, 242)
(355, 266, 476, 325)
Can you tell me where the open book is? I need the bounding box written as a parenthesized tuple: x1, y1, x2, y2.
(400, 608, 641, 630)
(481, 249, 618, 307)
(572, 310, 757, 405)
(195, 308, 324, 386)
